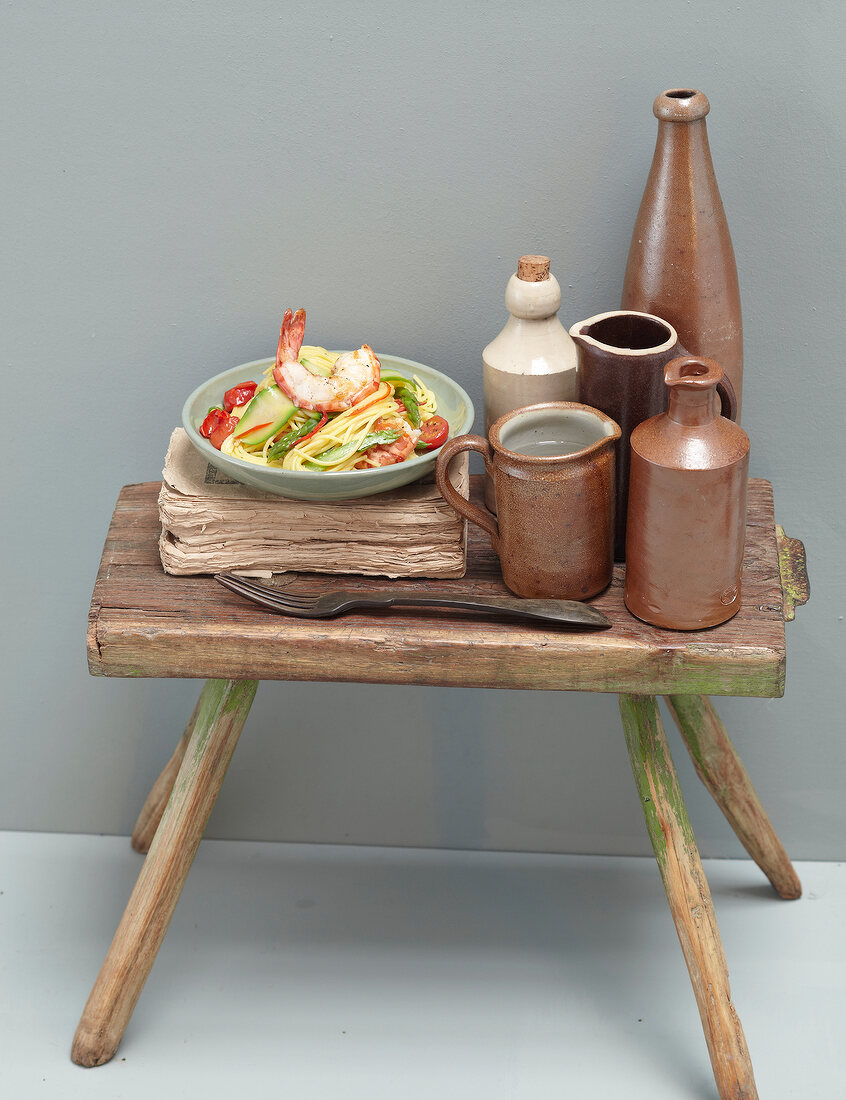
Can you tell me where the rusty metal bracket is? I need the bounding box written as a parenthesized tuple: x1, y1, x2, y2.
(775, 525, 810, 622)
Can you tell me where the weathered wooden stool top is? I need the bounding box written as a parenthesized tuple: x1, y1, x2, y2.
(88, 477, 792, 697)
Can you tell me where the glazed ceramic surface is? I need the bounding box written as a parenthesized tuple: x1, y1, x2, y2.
(570, 310, 685, 560)
(182, 355, 474, 500)
(482, 256, 578, 511)
(435, 402, 620, 600)
(624, 356, 750, 630)
(622, 88, 744, 416)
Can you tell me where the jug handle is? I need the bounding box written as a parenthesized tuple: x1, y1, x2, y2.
(435, 435, 500, 547)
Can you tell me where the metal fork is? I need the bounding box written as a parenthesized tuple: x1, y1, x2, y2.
(215, 573, 611, 628)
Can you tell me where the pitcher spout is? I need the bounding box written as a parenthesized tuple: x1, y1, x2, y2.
(568, 310, 679, 355)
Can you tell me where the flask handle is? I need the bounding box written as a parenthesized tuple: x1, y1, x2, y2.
(717, 373, 738, 421)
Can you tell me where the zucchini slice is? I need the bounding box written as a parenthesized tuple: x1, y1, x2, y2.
(233, 385, 298, 446)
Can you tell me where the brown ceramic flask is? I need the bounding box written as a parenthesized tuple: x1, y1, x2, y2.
(621, 89, 744, 416)
(435, 403, 621, 600)
(624, 356, 750, 630)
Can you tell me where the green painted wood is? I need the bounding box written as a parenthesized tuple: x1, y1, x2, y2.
(620, 695, 687, 870)
(72, 678, 258, 1067)
(619, 694, 758, 1100)
(775, 525, 810, 622)
(665, 694, 801, 899)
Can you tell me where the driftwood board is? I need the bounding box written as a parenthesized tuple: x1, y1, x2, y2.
(88, 478, 787, 696)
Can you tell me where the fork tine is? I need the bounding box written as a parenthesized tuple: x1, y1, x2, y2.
(214, 578, 305, 615)
(234, 594, 311, 617)
(227, 580, 318, 607)
(214, 574, 297, 600)
(215, 574, 273, 598)
(259, 592, 320, 609)
(215, 575, 275, 602)
(215, 574, 320, 610)
(265, 591, 320, 606)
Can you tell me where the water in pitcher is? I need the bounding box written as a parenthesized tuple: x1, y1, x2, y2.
(511, 438, 585, 457)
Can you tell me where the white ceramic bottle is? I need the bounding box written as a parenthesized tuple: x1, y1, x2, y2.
(482, 255, 578, 510)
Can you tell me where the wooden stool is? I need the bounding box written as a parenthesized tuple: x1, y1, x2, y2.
(72, 479, 808, 1100)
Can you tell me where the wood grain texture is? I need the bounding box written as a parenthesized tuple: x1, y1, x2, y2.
(71, 678, 258, 1067)
(87, 478, 787, 696)
(620, 694, 759, 1100)
(665, 694, 802, 899)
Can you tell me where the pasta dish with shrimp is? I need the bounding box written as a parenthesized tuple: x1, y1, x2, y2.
(199, 309, 450, 472)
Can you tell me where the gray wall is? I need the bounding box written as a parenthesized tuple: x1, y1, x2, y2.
(3, 2, 844, 859)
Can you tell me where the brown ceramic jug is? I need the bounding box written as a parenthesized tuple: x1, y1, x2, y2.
(435, 402, 620, 600)
(624, 356, 750, 630)
(569, 309, 726, 561)
(621, 89, 744, 417)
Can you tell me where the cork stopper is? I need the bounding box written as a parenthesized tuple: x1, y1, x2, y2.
(517, 255, 550, 282)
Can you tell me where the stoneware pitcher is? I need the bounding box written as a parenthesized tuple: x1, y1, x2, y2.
(569, 309, 736, 559)
(435, 402, 621, 600)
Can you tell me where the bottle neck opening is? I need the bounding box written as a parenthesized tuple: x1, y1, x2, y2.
(653, 88, 710, 121)
(665, 356, 722, 424)
(668, 387, 717, 426)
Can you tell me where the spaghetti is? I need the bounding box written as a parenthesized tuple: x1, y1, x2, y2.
(214, 345, 444, 474)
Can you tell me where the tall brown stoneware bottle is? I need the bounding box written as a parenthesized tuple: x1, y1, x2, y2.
(624, 356, 749, 630)
(622, 89, 744, 417)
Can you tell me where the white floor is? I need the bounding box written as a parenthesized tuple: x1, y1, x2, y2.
(0, 832, 842, 1099)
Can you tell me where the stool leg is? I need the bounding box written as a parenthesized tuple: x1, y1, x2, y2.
(131, 688, 206, 853)
(619, 694, 758, 1100)
(665, 694, 801, 900)
(71, 678, 258, 1067)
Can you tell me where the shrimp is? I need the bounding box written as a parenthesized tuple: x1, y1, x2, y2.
(355, 416, 419, 468)
(272, 307, 381, 413)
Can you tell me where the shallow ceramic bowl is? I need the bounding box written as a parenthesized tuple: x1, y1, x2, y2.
(182, 354, 474, 500)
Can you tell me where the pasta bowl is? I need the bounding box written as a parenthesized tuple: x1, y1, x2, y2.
(182, 353, 474, 500)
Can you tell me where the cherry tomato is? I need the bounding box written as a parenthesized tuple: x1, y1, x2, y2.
(200, 408, 227, 438)
(223, 381, 257, 413)
(417, 415, 449, 450)
(209, 413, 239, 450)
